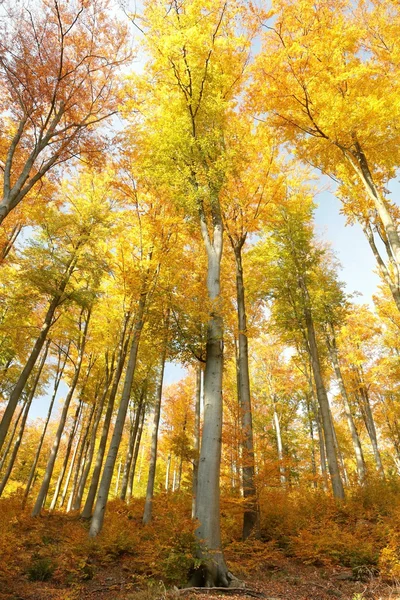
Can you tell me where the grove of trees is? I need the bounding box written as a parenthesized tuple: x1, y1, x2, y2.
(1, 0, 400, 596)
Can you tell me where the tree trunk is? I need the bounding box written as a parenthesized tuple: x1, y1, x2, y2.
(143, 343, 167, 524)
(305, 396, 317, 486)
(50, 399, 83, 511)
(231, 243, 258, 540)
(67, 399, 96, 512)
(31, 309, 90, 517)
(272, 396, 286, 487)
(23, 345, 69, 507)
(356, 373, 385, 477)
(192, 366, 201, 519)
(115, 460, 122, 495)
(301, 280, 345, 499)
(0, 257, 76, 452)
(126, 406, 145, 502)
(193, 204, 230, 586)
(72, 377, 110, 512)
(81, 315, 132, 519)
(166, 454, 171, 492)
(327, 328, 366, 482)
(120, 391, 144, 501)
(0, 341, 49, 496)
(89, 291, 147, 537)
(0, 401, 25, 474)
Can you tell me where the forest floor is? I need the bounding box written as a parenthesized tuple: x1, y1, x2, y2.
(1, 557, 399, 600)
(2, 486, 400, 600)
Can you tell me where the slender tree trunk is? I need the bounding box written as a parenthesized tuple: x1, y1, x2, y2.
(1, 223, 22, 262)
(143, 342, 167, 524)
(50, 399, 83, 511)
(89, 290, 147, 537)
(305, 396, 317, 486)
(81, 315, 132, 519)
(330, 408, 349, 487)
(0, 341, 49, 496)
(230, 243, 258, 540)
(120, 391, 144, 501)
(357, 376, 385, 477)
(31, 309, 90, 517)
(67, 399, 96, 512)
(166, 454, 171, 492)
(0, 257, 76, 452)
(272, 396, 286, 487)
(192, 366, 201, 519)
(115, 460, 122, 495)
(72, 377, 110, 512)
(0, 401, 25, 474)
(23, 346, 68, 507)
(126, 407, 145, 502)
(301, 278, 345, 500)
(327, 328, 366, 482)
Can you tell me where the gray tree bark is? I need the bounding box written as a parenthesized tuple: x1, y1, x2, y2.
(230, 241, 258, 540)
(0, 341, 49, 496)
(120, 391, 145, 501)
(81, 314, 132, 519)
(0, 255, 77, 452)
(89, 290, 147, 537)
(126, 406, 145, 503)
(272, 396, 286, 487)
(50, 399, 83, 511)
(327, 327, 366, 482)
(143, 346, 167, 524)
(31, 308, 91, 517)
(192, 366, 201, 519)
(192, 197, 230, 586)
(72, 374, 111, 512)
(301, 278, 345, 499)
(23, 345, 69, 507)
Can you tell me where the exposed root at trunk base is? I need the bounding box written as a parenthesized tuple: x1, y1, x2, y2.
(176, 587, 265, 598)
(187, 559, 245, 589)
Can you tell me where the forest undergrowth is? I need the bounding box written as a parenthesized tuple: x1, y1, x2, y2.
(2, 481, 400, 600)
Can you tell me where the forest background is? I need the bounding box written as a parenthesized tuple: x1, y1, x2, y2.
(1, 1, 400, 599)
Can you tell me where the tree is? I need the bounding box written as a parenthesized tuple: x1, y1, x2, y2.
(0, 0, 129, 223)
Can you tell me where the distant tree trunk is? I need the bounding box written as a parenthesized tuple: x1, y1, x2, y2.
(330, 408, 350, 487)
(89, 289, 148, 537)
(300, 278, 345, 500)
(67, 396, 98, 512)
(0, 256, 77, 452)
(50, 399, 83, 511)
(23, 345, 69, 507)
(305, 396, 317, 486)
(0, 341, 49, 496)
(115, 460, 122, 495)
(166, 454, 171, 492)
(72, 375, 111, 512)
(192, 366, 201, 519)
(356, 370, 385, 477)
(120, 390, 145, 501)
(81, 314, 132, 520)
(0, 401, 25, 474)
(272, 396, 286, 487)
(229, 236, 258, 540)
(143, 342, 167, 524)
(31, 308, 91, 517)
(327, 327, 366, 482)
(126, 407, 145, 502)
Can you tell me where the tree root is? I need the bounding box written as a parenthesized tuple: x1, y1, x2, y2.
(175, 587, 266, 598)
